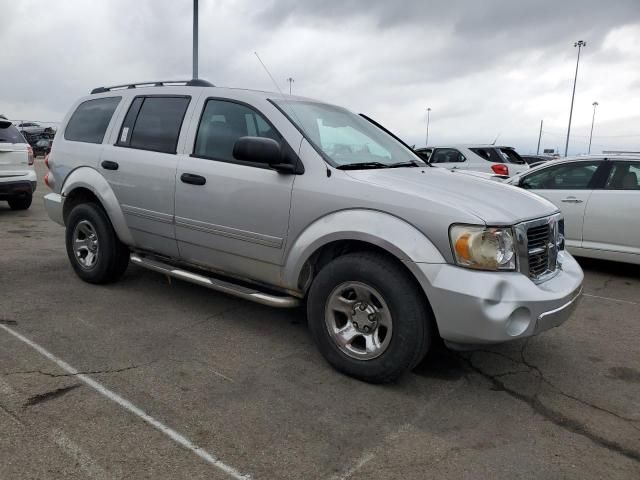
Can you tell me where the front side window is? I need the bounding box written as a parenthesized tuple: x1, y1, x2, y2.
(521, 161, 601, 190)
(272, 99, 422, 167)
(430, 148, 465, 163)
(193, 100, 282, 162)
(605, 162, 640, 190)
(117, 96, 190, 154)
(64, 97, 121, 144)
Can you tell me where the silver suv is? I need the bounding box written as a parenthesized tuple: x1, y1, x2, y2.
(43, 80, 583, 383)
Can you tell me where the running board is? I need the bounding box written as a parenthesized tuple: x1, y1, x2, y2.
(130, 254, 300, 308)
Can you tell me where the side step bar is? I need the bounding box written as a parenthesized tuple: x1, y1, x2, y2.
(130, 254, 300, 308)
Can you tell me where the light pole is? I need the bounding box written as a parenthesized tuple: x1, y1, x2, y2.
(564, 40, 586, 156)
(425, 107, 431, 146)
(536, 119, 543, 155)
(286, 77, 294, 95)
(192, 0, 198, 79)
(588, 101, 598, 154)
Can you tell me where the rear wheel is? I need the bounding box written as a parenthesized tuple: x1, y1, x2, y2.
(307, 252, 432, 383)
(65, 203, 129, 284)
(8, 195, 32, 210)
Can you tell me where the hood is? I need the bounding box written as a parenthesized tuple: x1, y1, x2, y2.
(345, 167, 558, 225)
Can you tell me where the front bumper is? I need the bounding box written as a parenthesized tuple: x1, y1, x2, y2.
(415, 251, 583, 344)
(43, 192, 64, 225)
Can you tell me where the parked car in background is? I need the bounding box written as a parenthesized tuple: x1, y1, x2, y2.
(508, 155, 640, 264)
(0, 119, 36, 210)
(33, 138, 53, 157)
(521, 154, 556, 166)
(16, 121, 46, 136)
(415, 144, 529, 177)
(43, 79, 583, 383)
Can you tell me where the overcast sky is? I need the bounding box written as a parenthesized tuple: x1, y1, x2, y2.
(1, 0, 639, 154)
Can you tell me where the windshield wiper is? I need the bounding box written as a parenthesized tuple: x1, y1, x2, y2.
(387, 161, 422, 168)
(336, 162, 390, 170)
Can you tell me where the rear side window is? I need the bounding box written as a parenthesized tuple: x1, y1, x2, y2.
(500, 148, 526, 164)
(605, 162, 640, 190)
(117, 96, 190, 154)
(64, 97, 121, 144)
(193, 99, 282, 162)
(470, 147, 504, 163)
(0, 121, 26, 143)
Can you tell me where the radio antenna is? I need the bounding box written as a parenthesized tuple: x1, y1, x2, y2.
(254, 52, 287, 97)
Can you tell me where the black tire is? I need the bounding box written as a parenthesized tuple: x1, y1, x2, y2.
(8, 195, 32, 210)
(65, 203, 129, 284)
(307, 252, 432, 383)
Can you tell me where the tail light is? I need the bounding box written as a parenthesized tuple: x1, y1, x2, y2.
(27, 146, 34, 166)
(491, 164, 509, 176)
(44, 172, 52, 189)
(44, 153, 50, 169)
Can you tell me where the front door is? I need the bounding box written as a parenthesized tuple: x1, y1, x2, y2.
(174, 98, 296, 284)
(520, 160, 604, 248)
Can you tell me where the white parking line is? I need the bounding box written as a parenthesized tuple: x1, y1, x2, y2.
(0, 324, 251, 480)
(583, 293, 640, 306)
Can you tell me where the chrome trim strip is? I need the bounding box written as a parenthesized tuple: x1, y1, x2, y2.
(175, 216, 283, 248)
(121, 204, 174, 224)
(130, 254, 299, 308)
(538, 287, 583, 321)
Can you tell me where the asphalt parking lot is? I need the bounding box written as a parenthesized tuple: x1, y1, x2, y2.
(1, 161, 639, 479)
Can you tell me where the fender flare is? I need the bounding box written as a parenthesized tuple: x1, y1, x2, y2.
(282, 209, 445, 291)
(61, 167, 135, 246)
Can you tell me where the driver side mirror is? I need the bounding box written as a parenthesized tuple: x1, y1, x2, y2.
(233, 136, 282, 165)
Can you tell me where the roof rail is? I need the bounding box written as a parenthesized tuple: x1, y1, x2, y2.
(90, 79, 214, 94)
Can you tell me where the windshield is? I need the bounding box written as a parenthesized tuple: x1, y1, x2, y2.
(272, 100, 423, 168)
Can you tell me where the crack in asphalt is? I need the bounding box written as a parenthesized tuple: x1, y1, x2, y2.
(2, 362, 150, 378)
(457, 343, 640, 463)
(23, 384, 82, 408)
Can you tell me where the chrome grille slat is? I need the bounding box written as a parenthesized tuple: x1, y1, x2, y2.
(515, 214, 562, 283)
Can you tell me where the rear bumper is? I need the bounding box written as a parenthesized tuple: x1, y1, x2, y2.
(415, 251, 584, 345)
(44, 192, 64, 225)
(0, 176, 37, 200)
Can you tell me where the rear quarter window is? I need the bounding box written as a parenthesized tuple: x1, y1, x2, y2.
(0, 121, 26, 144)
(64, 97, 121, 144)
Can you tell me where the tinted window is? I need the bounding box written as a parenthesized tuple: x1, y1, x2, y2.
(605, 162, 640, 190)
(194, 100, 282, 162)
(500, 148, 525, 164)
(118, 96, 190, 154)
(0, 121, 26, 143)
(470, 147, 504, 163)
(521, 161, 601, 190)
(430, 148, 465, 163)
(64, 97, 121, 144)
(414, 148, 432, 161)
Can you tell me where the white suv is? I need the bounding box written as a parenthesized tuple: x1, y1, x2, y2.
(415, 144, 530, 177)
(0, 119, 36, 210)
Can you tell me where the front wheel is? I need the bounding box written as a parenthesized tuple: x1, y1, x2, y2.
(65, 203, 129, 284)
(307, 252, 432, 383)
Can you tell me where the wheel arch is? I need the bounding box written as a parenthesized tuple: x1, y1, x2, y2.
(282, 209, 445, 294)
(61, 167, 134, 246)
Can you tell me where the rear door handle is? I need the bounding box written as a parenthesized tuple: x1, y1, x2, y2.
(180, 173, 206, 186)
(561, 197, 583, 203)
(101, 160, 119, 170)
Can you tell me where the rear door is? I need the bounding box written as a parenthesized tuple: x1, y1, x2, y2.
(0, 120, 29, 174)
(429, 148, 467, 170)
(582, 160, 640, 258)
(520, 160, 605, 248)
(101, 94, 195, 257)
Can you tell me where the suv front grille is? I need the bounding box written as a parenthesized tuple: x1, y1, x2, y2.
(527, 224, 551, 277)
(516, 214, 562, 282)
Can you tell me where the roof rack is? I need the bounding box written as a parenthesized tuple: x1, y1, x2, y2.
(90, 79, 214, 94)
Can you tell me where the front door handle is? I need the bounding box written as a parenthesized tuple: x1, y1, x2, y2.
(561, 197, 583, 203)
(101, 160, 119, 170)
(180, 173, 206, 186)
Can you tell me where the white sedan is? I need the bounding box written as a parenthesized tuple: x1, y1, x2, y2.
(508, 155, 640, 264)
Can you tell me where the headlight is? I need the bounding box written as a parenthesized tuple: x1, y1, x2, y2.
(449, 225, 516, 271)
